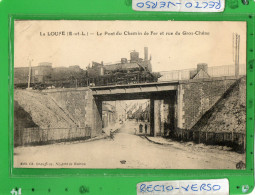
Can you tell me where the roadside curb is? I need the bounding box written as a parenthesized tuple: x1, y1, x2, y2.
(87, 134, 109, 142)
(65, 124, 122, 145)
(60, 134, 109, 145)
(143, 135, 173, 146)
(68, 127, 122, 144)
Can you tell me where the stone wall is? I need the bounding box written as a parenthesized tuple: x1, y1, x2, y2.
(44, 88, 103, 137)
(44, 88, 88, 128)
(179, 76, 238, 130)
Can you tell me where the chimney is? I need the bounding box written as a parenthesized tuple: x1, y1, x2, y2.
(121, 58, 128, 64)
(144, 47, 148, 60)
(197, 63, 208, 73)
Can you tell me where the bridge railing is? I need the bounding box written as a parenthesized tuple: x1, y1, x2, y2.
(14, 126, 92, 147)
(159, 64, 246, 82)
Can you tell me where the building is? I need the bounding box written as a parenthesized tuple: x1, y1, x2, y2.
(102, 103, 117, 128)
(14, 62, 85, 88)
(32, 62, 53, 83)
(14, 62, 53, 86)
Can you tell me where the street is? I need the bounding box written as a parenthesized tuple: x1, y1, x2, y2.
(14, 120, 245, 169)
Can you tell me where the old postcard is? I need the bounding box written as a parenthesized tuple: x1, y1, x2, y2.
(13, 20, 246, 169)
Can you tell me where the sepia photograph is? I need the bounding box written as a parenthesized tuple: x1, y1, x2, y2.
(13, 20, 246, 169)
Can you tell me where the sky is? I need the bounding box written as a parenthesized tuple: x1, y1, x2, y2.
(14, 20, 246, 72)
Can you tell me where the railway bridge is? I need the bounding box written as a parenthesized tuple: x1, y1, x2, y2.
(87, 81, 180, 137)
(44, 76, 240, 137)
(82, 76, 239, 137)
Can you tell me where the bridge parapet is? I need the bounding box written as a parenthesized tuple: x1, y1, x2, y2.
(90, 82, 178, 96)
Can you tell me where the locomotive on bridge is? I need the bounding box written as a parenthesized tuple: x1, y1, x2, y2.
(86, 47, 159, 86)
(14, 47, 160, 89)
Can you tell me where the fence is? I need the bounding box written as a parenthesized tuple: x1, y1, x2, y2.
(159, 64, 246, 82)
(171, 129, 246, 153)
(14, 127, 91, 147)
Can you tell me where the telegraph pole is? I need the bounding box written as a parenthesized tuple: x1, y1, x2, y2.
(234, 33, 240, 77)
(27, 58, 33, 89)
